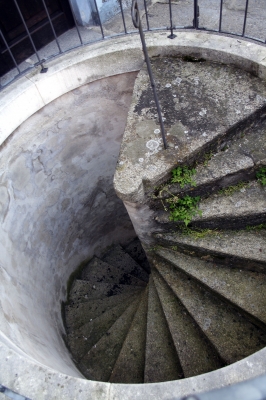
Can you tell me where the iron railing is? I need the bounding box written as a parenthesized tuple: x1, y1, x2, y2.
(0, 0, 265, 91)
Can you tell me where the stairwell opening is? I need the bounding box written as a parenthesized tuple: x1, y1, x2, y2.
(1, 33, 266, 399)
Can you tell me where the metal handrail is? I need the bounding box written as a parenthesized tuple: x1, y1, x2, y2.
(0, 0, 266, 92)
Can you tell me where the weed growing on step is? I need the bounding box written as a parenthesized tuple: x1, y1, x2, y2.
(203, 152, 213, 167)
(181, 226, 220, 239)
(218, 181, 249, 196)
(246, 223, 266, 231)
(171, 166, 196, 188)
(256, 167, 266, 186)
(167, 195, 202, 226)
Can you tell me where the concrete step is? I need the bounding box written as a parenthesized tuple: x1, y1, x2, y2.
(153, 256, 266, 365)
(68, 278, 142, 305)
(152, 268, 224, 377)
(81, 256, 146, 287)
(144, 275, 183, 383)
(155, 181, 266, 230)
(124, 238, 151, 273)
(156, 248, 266, 328)
(109, 287, 149, 383)
(78, 295, 141, 382)
(155, 229, 266, 273)
(65, 291, 141, 332)
(102, 244, 149, 283)
(66, 293, 141, 362)
(152, 114, 266, 203)
(192, 181, 266, 230)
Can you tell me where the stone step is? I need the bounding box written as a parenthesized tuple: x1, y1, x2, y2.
(65, 291, 141, 332)
(102, 244, 149, 283)
(68, 278, 142, 305)
(81, 256, 146, 287)
(153, 114, 266, 202)
(66, 291, 143, 364)
(123, 238, 151, 273)
(192, 181, 266, 230)
(109, 287, 149, 383)
(144, 275, 183, 383)
(155, 181, 266, 230)
(114, 55, 266, 204)
(78, 295, 141, 382)
(152, 268, 224, 377)
(152, 256, 266, 365)
(155, 229, 266, 273)
(156, 248, 266, 328)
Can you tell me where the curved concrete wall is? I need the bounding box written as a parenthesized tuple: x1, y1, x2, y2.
(1, 32, 266, 400)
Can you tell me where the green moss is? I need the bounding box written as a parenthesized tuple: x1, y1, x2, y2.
(256, 166, 266, 186)
(218, 181, 249, 196)
(181, 227, 220, 239)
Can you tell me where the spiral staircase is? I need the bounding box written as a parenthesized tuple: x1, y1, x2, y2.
(63, 59, 266, 382)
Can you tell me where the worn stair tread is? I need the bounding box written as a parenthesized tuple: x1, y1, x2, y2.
(191, 181, 266, 228)
(78, 295, 141, 382)
(102, 244, 149, 283)
(155, 181, 266, 229)
(152, 268, 224, 377)
(68, 278, 142, 304)
(156, 248, 266, 326)
(158, 116, 266, 200)
(155, 229, 266, 272)
(109, 287, 148, 383)
(152, 256, 266, 365)
(124, 238, 151, 273)
(65, 291, 141, 332)
(67, 293, 142, 362)
(144, 275, 183, 383)
(81, 256, 146, 287)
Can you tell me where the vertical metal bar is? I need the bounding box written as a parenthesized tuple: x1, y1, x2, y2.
(0, 29, 21, 73)
(143, 0, 150, 30)
(67, 0, 83, 44)
(168, 0, 176, 39)
(132, 0, 167, 149)
(119, 0, 127, 34)
(13, 0, 42, 63)
(193, 0, 199, 29)
(92, 0, 105, 38)
(40, 0, 62, 52)
(242, 0, 249, 37)
(219, 0, 223, 32)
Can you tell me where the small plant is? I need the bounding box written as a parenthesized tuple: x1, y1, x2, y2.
(256, 167, 266, 186)
(171, 166, 196, 188)
(203, 152, 213, 167)
(181, 226, 220, 239)
(246, 223, 266, 231)
(218, 181, 249, 196)
(167, 195, 202, 226)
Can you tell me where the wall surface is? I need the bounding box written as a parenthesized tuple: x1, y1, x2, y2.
(0, 71, 137, 376)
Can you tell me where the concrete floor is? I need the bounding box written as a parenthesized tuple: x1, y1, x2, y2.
(1, 0, 265, 88)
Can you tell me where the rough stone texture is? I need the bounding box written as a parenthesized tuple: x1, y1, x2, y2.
(153, 268, 223, 377)
(155, 229, 266, 273)
(153, 255, 266, 365)
(144, 276, 183, 382)
(102, 245, 149, 282)
(65, 291, 141, 331)
(68, 279, 141, 305)
(154, 113, 266, 202)
(81, 257, 146, 287)
(156, 248, 266, 327)
(110, 288, 148, 383)
(66, 294, 140, 361)
(114, 57, 266, 203)
(79, 296, 141, 381)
